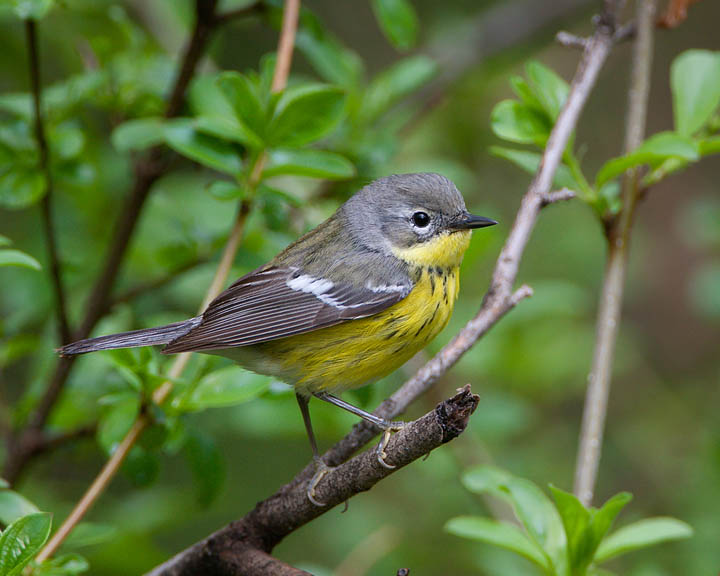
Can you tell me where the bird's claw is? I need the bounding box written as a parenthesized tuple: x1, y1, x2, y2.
(307, 458, 334, 507)
(375, 420, 406, 470)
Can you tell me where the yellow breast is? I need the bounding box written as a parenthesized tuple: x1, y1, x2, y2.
(254, 265, 461, 395)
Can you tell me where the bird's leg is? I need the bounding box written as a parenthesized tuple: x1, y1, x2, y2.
(296, 393, 334, 507)
(314, 392, 406, 470)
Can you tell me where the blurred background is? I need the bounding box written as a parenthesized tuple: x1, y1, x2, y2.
(0, 0, 719, 574)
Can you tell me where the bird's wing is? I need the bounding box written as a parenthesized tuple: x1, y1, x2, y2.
(162, 266, 412, 353)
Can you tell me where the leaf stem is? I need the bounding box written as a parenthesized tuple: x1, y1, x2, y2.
(564, 149, 595, 203)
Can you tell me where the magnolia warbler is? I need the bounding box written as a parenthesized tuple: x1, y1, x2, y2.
(61, 173, 496, 505)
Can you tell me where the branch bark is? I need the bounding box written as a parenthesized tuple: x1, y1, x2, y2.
(574, 0, 657, 507)
(146, 387, 479, 576)
(26, 19, 71, 346)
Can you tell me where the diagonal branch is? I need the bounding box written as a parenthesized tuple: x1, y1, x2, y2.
(574, 0, 657, 507)
(26, 19, 71, 346)
(320, 1, 623, 470)
(147, 387, 479, 576)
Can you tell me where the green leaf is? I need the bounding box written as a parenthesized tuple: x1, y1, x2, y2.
(164, 120, 243, 175)
(490, 146, 577, 190)
(49, 124, 85, 160)
(509, 76, 544, 111)
(363, 56, 438, 122)
(0, 512, 52, 576)
(0, 249, 41, 271)
(0, 235, 11, 247)
(264, 148, 355, 180)
(445, 516, 550, 570)
(462, 466, 565, 570)
(699, 136, 720, 156)
(122, 445, 159, 487)
(194, 116, 263, 149)
(11, 0, 54, 20)
(188, 75, 235, 120)
(595, 131, 700, 188)
(0, 490, 39, 526)
(549, 488, 631, 575)
(550, 486, 593, 573)
(62, 522, 116, 550)
(671, 50, 720, 136)
(0, 94, 32, 119)
(490, 100, 551, 146)
(268, 85, 346, 147)
(642, 156, 690, 187)
(111, 117, 166, 152)
(296, 11, 363, 87)
(216, 72, 266, 141)
(0, 170, 46, 210)
(525, 61, 569, 120)
(33, 552, 89, 576)
(206, 181, 246, 201)
(97, 392, 140, 455)
(182, 366, 270, 411)
(597, 180, 622, 216)
(182, 431, 225, 506)
(370, 0, 419, 51)
(595, 517, 693, 563)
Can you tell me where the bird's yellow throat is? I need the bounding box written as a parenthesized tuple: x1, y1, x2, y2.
(391, 229, 472, 269)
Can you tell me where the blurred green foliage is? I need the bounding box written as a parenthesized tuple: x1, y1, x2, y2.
(0, 0, 719, 574)
(446, 466, 692, 576)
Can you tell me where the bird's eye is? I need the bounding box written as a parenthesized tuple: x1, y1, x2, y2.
(412, 211, 430, 228)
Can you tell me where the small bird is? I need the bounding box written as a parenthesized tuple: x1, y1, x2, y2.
(61, 173, 496, 504)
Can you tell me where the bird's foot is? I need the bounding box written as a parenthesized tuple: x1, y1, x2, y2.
(307, 457, 335, 507)
(375, 420, 406, 470)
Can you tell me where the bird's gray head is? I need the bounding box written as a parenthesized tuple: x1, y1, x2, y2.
(341, 173, 496, 255)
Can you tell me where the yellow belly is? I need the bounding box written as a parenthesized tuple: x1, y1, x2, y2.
(235, 266, 461, 395)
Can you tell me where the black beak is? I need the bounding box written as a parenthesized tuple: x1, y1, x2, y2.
(449, 212, 498, 230)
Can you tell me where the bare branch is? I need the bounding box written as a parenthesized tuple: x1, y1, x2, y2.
(556, 31, 589, 50)
(25, 20, 71, 346)
(146, 387, 479, 576)
(541, 187, 577, 206)
(574, 0, 657, 507)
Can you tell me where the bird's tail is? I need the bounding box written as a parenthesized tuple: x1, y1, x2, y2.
(58, 317, 202, 357)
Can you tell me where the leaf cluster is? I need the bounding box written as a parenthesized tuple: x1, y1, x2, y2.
(446, 466, 692, 576)
(492, 51, 720, 219)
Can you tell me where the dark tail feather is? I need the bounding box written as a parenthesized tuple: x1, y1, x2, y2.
(59, 317, 202, 357)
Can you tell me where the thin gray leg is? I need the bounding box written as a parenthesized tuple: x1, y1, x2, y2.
(296, 393, 320, 458)
(313, 392, 406, 470)
(314, 392, 403, 429)
(296, 393, 333, 507)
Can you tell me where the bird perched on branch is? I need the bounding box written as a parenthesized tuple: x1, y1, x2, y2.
(60, 173, 496, 505)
